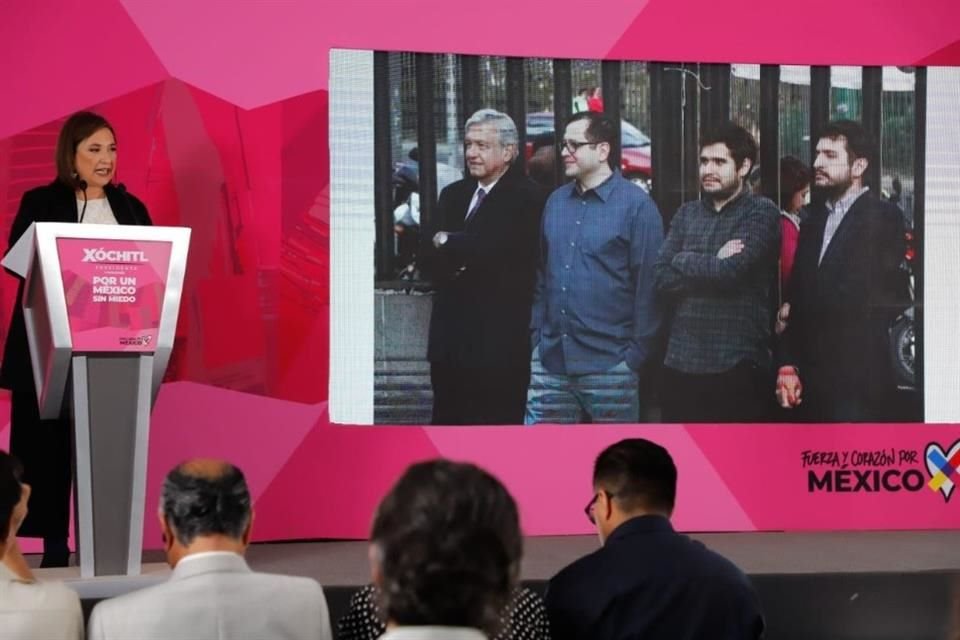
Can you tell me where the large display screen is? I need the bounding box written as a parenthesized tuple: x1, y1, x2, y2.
(330, 51, 951, 428)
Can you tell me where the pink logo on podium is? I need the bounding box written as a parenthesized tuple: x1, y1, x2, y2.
(56, 238, 173, 352)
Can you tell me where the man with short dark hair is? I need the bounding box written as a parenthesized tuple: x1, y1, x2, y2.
(527, 112, 663, 423)
(655, 122, 781, 422)
(0, 450, 82, 640)
(88, 459, 332, 640)
(777, 120, 911, 421)
(423, 108, 546, 425)
(544, 439, 764, 640)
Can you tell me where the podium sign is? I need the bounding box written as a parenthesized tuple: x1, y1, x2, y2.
(3, 222, 190, 577)
(56, 238, 172, 352)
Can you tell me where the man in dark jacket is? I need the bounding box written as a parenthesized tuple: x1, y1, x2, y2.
(545, 438, 764, 640)
(421, 109, 545, 425)
(777, 120, 912, 422)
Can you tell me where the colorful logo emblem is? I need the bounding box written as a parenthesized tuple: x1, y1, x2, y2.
(925, 441, 960, 503)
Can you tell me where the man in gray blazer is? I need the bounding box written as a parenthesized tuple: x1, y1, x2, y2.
(88, 459, 333, 640)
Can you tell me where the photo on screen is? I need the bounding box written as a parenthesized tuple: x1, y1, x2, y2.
(329, 50, 945, 426)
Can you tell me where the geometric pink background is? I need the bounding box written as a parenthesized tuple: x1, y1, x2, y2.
(0, 0, 959, 549)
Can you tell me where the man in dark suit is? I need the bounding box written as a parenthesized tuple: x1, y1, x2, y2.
(777, 120, 911, 422)
(422, 109, 546, 425)
(545, 439, 764, 640)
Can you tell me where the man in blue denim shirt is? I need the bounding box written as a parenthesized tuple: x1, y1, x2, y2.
(526, 112, 663, 424)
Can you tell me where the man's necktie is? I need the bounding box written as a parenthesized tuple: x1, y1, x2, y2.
(465, 188, 486, 223)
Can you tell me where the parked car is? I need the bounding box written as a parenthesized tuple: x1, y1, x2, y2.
(524, 112, 652, 191)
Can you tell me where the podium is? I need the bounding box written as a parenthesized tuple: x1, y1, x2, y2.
(3, 222, 190, 577)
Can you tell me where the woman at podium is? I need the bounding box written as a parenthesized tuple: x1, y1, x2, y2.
(0, 111, 151, 567)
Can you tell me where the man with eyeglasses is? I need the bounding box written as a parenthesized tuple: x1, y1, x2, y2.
(544, 438, 764, 640)
(526, 112, 663, 424)
(421, 109, 546, 425)
(654, 122, 781, 423)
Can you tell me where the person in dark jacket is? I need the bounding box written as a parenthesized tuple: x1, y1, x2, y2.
(777, 120, 911, 422)
(366, 459, 527, 640)
(1, 111, 152, 566)
(545, 438, 764, 640)
(421, 109, 545, 425)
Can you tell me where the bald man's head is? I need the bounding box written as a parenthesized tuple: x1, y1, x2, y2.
(161, 459, 251, 546)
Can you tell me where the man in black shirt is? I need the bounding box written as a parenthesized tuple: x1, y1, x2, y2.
(545, 439, 764, 640)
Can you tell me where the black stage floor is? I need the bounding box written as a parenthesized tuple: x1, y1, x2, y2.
(31, 531, 960, 640)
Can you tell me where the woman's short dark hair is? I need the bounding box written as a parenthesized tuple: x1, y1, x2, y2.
(0, 450, 24, 543)
(371, 460, 522, 634)
(55, 111, 116, 188)
(778, 156, 812, 211)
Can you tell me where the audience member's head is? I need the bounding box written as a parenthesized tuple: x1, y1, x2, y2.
(0, 450, 27, 553)
(588, 439, 677, 544)
(159, 459, 253, 567)
(779, 155, 812, 213)
(370, 459, 522, 635)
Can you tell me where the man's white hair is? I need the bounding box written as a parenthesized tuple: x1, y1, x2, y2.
(464, 108, 519, 148)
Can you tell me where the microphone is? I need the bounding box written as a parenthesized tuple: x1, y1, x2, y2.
(77, 179, 88, 223)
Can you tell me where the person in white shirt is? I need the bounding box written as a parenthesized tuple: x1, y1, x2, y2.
(88, 459, 332, 640)
(369, 459, 525, 640)
(0, 450, 83, 640)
